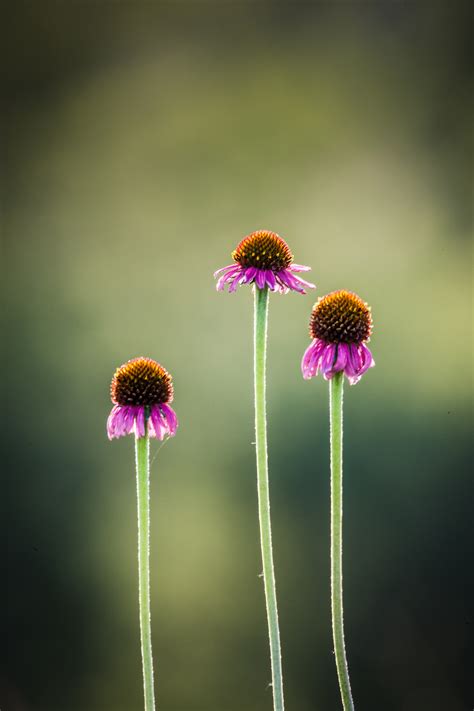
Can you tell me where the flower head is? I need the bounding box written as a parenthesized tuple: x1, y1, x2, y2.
(214, 230, 315, 294)
(301, 290, 375, 385)
(107, 357, 178, 440)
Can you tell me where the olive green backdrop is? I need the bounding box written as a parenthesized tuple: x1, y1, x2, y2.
(3, 3, 472, 711)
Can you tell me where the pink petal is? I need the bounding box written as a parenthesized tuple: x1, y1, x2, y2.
(161, 403, 178, 436)
(256, 269, 266, 289)
(301, 340, 324, 379)
(134, 407, 146, 438)
(278, 269, 315, 294)
(332, 343, 349, 373)
(321, 343, 337, 380)
(289, 264, 311, 272)
(242, 267, 257, 283)
(265, 270, 276, 290)
(214, 264, 236, 278)
(150, 405, 166, 440)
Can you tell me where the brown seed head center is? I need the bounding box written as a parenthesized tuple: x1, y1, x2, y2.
(232, 230, 293, 271)
(310, 290, 372, 344)
(111, 357, 173, 406)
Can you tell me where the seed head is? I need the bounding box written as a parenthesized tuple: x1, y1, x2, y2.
(110, 357, 173, 406)
(310, 290, 372, 344)
(231, 230, 293, 272)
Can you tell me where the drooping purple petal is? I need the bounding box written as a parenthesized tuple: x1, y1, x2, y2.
(107, 405, 122, 439)
(160, 403, 178, 436)
(220, 266, 242, 282)
(320, 343, 337, 380)
(277, 268, 315, 294)
(344, 345, 358, 383)
(265, 270, 276, 290)
(358, 343, 375, 376)
(360, 342, 375, 370)
(255, 269, 266, 289)
(150, 404, 167, 439)
(119, 406, 132, 437)
(215, 259, 315, 294)
(293, 275, 316, 290)
(289, 263, 312, 272)
(285, 268, 316, 291)
(274, 273, 290, 294)
(214, 264, 236, 278)
(301, 339, 325, 379)
(216, 265, 242, 291)
(242, 267, 257, 283)
(276, 269, 298, 290)
(344, 343, 374, 384)
(123, 406, 137, 436)
(301, 337, 374, 385)
(228, 271, 245, 293)
(134, 407, 146, 438)
(349, 343, 362, 372)
(107, 405, 137, 439)
(332, 343, 349, 374)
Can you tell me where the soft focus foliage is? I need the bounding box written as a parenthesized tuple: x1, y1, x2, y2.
(3, 4, 472, 710)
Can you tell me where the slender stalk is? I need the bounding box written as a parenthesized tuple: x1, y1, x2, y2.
(135, 433, 156, 711)
(330, 371, 354, 710)
(253, 285, 285, 711)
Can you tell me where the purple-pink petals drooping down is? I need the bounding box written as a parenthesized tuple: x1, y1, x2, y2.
(214, 230, 315, 294)
(107, 356, 178, 440)
(107, 402, 178, 440)
(301, 340, 374, 385)
(301, 290, 375, 385)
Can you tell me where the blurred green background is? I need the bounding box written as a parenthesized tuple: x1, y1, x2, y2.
(3, 3, 472, 710)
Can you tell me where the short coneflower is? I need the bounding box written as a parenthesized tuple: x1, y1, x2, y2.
(302, 291, 375, 710)
(107, 357, 178, 440)
(301, 290, 375, 384)
(106, 356, 178, 711)
(214, 229, 315, 294)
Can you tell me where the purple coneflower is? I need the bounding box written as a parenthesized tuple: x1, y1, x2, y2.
(302, 290, 375, 711)
(215, 230, 314, 711)
(106, 356, 178, 711)
(301, 290, 375, 385)
(107, 357, 178, 440)
(214, 229, 315, 294)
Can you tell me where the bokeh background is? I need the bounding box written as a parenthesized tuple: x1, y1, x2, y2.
(3, 3, 472, 710)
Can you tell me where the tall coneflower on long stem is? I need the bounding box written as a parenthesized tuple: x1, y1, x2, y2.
(254, 284, 284, 710)
(301, 290, 375, 710)
(107, 357, 178, 711)
(330, 370, 352, 710)
(135, 430, 154, 711)
(215, 230, 315, 711)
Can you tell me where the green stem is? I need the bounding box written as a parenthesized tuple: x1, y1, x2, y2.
(253, 285, 285, 711)
(135, 433, 156, 711)
(330, 371, 354, 711)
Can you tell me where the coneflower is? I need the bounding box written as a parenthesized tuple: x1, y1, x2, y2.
(107, 356, 178, 711)
(301, 290, 374, 384)
(302, 290, 375, 711)
(215, 230, 315, 711)
(214, 229, 315, 294)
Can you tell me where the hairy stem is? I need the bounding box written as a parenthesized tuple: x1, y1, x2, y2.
(330, 371, 354, 710)
(135, 433, 156, 711)
(254, 285, 285, 711)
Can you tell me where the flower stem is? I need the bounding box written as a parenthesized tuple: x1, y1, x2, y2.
(253, 285, 285, 711)
(135, 433, 156, 711)
(330, 371, 354, 711)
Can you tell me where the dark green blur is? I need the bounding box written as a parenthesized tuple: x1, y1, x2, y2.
(3, 3, 472, 711)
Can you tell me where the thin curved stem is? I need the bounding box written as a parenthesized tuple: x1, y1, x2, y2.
(135, 433, 156, 711)
(330, 371, 354, 711)
(254, 285, 285, 711)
